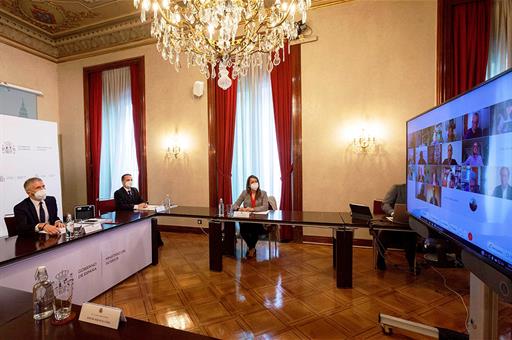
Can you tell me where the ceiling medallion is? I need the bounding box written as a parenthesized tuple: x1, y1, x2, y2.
(134, 0, 311, 89)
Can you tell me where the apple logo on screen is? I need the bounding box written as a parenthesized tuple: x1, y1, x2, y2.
(469, 198, 478, 212)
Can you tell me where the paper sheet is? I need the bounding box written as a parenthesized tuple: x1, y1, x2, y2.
(135, 204, 165, 211)
(252, 210, 270, 215)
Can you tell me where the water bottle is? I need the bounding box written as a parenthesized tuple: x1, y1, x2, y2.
(164, 194, 171, 209)
(33, 266, 54, 320)
(218, 198, 224, 216)
(65, 214, 74, 240)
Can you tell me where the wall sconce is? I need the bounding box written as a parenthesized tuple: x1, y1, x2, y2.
(164, 133, 191, 160)
(352, 129, 376, 153)
(166, 144, 181, 159)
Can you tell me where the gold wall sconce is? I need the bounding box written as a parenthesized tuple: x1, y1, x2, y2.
(352, 129, 377, 153)
(166, 145, 181, 159)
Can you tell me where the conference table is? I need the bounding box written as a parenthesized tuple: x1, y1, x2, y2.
(0, 211, 160, 303)
(157, 206, 356, 288)
(0, 286, 214, 339)
(0, 207, 412, 299)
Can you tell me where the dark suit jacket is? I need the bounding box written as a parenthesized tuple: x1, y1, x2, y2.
(442, 158, 458, 165)
(382, 184, 407, 216)
(114, 187, 144, 211)
(492, 185, 512, 200)
(13, 196, 60, 235)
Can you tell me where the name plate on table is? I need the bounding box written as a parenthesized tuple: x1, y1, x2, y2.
(83, 223, 102, 234)
(233, 211, 251, 218)
(79, 302, 126, 329)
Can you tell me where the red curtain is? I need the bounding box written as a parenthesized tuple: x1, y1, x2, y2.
(437, 0, 491, 103)
(130, 64, 145, 198)
(214, 70, 238, 205)
(88, 72, 102, 204)
(271, 44, 295, 241)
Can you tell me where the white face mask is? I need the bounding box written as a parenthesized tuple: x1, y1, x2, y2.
(34, 189, 47, 201)
(250, 182, 259, 191)
(124, 181, 133, 188)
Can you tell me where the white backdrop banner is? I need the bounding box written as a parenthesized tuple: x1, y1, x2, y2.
(0, 114, 62, 237)
(0, 219, 152, 304)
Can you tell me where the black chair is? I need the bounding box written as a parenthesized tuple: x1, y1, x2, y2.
(4, 215, 18, 237)
(74, 205, 95, 220)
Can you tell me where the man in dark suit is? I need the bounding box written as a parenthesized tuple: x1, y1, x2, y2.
(114, 174, 148, 211)
(14, 177, 64, 236)
(493, 167, 512, 200)
(114, 174, 163, 246)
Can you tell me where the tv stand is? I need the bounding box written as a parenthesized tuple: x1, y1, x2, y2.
(379, 273, 500, 339)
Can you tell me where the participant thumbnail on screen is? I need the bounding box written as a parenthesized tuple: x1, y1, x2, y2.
(491, 99, 512, 135)
(463, 107, 490, 140)
(443, 117, 463, 142)
(462, 138, 489, 167)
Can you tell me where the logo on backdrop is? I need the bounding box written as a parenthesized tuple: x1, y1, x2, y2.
(53, 269, 74, 297)
(1, 141, 16, 155)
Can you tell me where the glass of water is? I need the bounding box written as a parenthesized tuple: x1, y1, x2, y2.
(73, 221, 83, 238)
(226, 204, 233, 217)
(52, 270, 74, 320)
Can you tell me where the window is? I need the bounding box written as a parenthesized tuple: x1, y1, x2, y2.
(99, 67, 139, 199)
(84, 57, 147, 204)
(231, 66, 282, 206)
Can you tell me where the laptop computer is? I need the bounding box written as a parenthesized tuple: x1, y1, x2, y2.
(349, 203, 373, 222)
(386, 203, 408, 224)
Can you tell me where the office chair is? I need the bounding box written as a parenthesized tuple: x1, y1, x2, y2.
(95, 198, 116, 215)
(4, 214, 18, 237)
(74, 205, 95, 220)
(237, 196, 279, 259)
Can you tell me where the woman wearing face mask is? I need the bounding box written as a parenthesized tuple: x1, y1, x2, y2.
(232, 175, 269, 258)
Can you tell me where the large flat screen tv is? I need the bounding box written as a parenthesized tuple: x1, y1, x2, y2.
(407, 69, 512, 279)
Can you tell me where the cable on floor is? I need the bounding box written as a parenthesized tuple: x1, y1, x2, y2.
(431, 266, 470, 334)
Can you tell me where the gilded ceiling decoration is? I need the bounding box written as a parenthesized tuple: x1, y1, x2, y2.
(0, 0, 353, 62)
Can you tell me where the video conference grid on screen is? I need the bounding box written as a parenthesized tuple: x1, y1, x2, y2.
(407, 72, 512, 274)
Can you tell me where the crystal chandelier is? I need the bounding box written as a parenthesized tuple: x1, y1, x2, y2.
(133, 0, 311, 89)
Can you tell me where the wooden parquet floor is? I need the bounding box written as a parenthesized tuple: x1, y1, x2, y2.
(91, 232, 512, 339)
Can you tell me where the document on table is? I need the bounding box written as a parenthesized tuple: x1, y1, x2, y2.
(83, 218, 113, 223)
(252, 210, 270, 215)
(135, 204, 165, 211)
(233, 211, 251, 218)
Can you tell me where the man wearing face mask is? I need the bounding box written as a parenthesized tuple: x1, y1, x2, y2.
(114, 174, 148, 211)
(13, 177, 64, 236)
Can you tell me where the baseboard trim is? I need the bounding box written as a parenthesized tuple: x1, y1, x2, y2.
(159, 225, 373, 247)
(158, 224, 208, 234)
(303, 235, 372, 247)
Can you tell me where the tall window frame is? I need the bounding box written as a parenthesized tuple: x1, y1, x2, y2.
(208, 45, 303, 240)
(83, 56, 148, 204)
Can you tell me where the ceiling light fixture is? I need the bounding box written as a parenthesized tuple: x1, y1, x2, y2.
(134, 0, 311, 89)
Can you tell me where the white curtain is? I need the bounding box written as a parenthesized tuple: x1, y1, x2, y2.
(231, 66, 282, 207)
(486, 0, 512, 79)
(99, 67, 139, 199)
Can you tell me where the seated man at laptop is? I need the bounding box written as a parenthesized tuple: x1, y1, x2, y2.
(14, 177, 64, 236)
(377, 184, 417, 272)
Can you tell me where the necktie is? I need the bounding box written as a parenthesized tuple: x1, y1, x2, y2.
(39, 202, 46, 223)
(128, 190, 132, 197)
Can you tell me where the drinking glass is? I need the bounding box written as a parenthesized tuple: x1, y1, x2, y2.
(226, 204, 234, 217)
(73, 221, 83, 238)
(52, 270, 74, 320)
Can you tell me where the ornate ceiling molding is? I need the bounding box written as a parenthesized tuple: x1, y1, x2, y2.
(0, 0, 353, 63)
